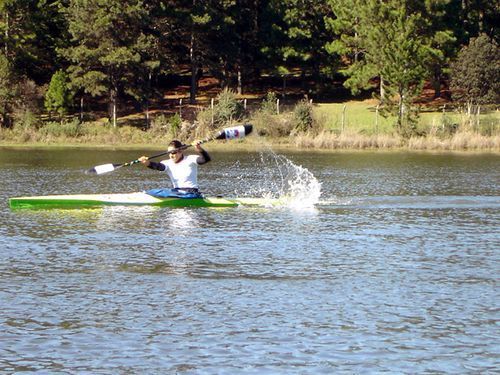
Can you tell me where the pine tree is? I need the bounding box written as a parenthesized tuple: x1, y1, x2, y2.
(326, 0, 436, 137)
(0, 0, 68, 82)
(0, 52, 15, 127)
(45, 69, 72, 121)
(59, 0, 153, 125)
(450, 34, 500, 105)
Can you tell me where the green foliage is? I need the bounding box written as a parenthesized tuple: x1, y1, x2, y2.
(0, 0, 68, 82)
(292, 100, 314, 133)
(437, 113, 459, 137)
(45, 70, 73, 118)
(327, 0, 434, 137)
(214, 88, 244, 124)
(60, 0, 155, 118)
(40, 118, 82, 138)
(13, 109, 38, 132)
(0, 53, 15, 127)
(251, 110, 293, 138)
(279, 1, 334, 77)
(261, 92, 278, 114)
(0, 0, 498, 142)
(151, 113, 181, 138)
(251, 91, 295, 137)
(450, 34, 500, 105)
(197, 89, 244, 130)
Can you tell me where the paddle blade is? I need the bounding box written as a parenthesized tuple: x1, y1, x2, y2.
(214, 124, 253, 140)
(86, 163, 121, 175)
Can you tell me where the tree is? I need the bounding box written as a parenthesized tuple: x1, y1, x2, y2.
(45, 69, 73, 121)
(459, 0, 500, 44)
(408, 0, 458, 98)
(0, 52, 15, 127)
(281, 1, 333, 79)
(450, 34, 499, 105)
(60, 0, 154, 125)
(326, 0, 436, 137)
(0, 0, 68, 83)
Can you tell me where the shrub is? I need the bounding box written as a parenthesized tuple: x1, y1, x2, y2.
(40, 118, 82, 138)
(250, 110, 293, 138)
(196, 88, 244, 131)
(151, 113, 182, 138)
(292, 100, 314, 133)
(261, 92, 278, 114)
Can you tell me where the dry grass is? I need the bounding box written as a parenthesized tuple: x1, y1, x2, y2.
(408, 130, 500, 150)
(293, 129, 500, 151)
(293, 130, 403, 149)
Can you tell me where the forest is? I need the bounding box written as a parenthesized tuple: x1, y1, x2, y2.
(0, 0, 498, 145)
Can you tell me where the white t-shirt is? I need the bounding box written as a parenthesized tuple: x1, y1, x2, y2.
(160, 155, 199, 189)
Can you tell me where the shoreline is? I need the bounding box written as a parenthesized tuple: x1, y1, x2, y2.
(1, 139, 499, 154)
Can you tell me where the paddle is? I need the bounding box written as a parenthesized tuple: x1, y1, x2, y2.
(86, 124, 253, 175)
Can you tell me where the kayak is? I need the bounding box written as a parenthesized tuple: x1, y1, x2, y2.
(8, 192, 282, 209)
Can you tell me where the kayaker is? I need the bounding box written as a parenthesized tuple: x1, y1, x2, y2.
(138, 140, 210, 198)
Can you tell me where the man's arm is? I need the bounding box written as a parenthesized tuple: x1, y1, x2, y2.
(139, 156, 166, 170)
(194, 142, 211, 165)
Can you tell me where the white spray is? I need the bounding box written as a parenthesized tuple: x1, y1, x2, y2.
(235, 150, 321, 208)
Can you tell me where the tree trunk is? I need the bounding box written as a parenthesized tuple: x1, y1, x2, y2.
(397, 89, 404, 132)
(109, 88, 117, 127)
(4, 12, 8, 56)
(145, 71, 151, 128)
(432, 70, 441, 98)
(190, 32, 198, 104)
(380, 76, 385, 102)
(237, 66, 242, 95)
(80, 96, 84, 123)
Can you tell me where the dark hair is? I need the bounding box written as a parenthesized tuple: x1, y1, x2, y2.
(169, 140, 183, 149)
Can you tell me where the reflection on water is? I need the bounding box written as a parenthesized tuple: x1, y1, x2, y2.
(0, 149, 499, 373)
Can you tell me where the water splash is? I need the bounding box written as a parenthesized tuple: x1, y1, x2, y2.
(233, 149, 321, 208)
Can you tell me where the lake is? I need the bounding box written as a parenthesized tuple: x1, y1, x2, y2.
(1, 147, 499, 373)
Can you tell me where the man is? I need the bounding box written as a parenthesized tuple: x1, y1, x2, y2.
(138, 140, 210, 198)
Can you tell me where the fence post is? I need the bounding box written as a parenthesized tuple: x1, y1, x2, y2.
(277, 98, 280, 115)
(211, 98, 215, 126)
(112, 102, 116, 128)
(476, 105, 480, 131)
(342, 104, 346, 133)
(80, 96, 84, 123)
(441, 104, 446, 132)
(179, 98, 183, 121)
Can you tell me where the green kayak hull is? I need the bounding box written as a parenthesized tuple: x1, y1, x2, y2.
(9, 192, 281, 209)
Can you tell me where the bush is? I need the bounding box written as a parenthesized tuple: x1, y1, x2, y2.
(261, 92, 278, 114)
(250, 110, 294, 138)
(151, 113, 181, 138)
(40, 118, 82, 138)
(292, 100, 314, 133)
(14, 110, 39, 131)
(196, 88, 244, 131)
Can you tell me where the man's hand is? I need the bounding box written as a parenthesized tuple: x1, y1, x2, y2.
(192, 140, 204, 152)
(138, 156, 150, 166)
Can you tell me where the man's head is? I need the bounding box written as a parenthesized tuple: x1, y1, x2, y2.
(168, 140, 184, 162)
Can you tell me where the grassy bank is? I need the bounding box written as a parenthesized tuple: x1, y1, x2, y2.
(1, 100, 499, 151)
(314, 100, 499, 136)
(306, 100, 500, 150)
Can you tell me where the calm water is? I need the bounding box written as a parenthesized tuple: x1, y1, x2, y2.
(0, 147, 499, 374)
